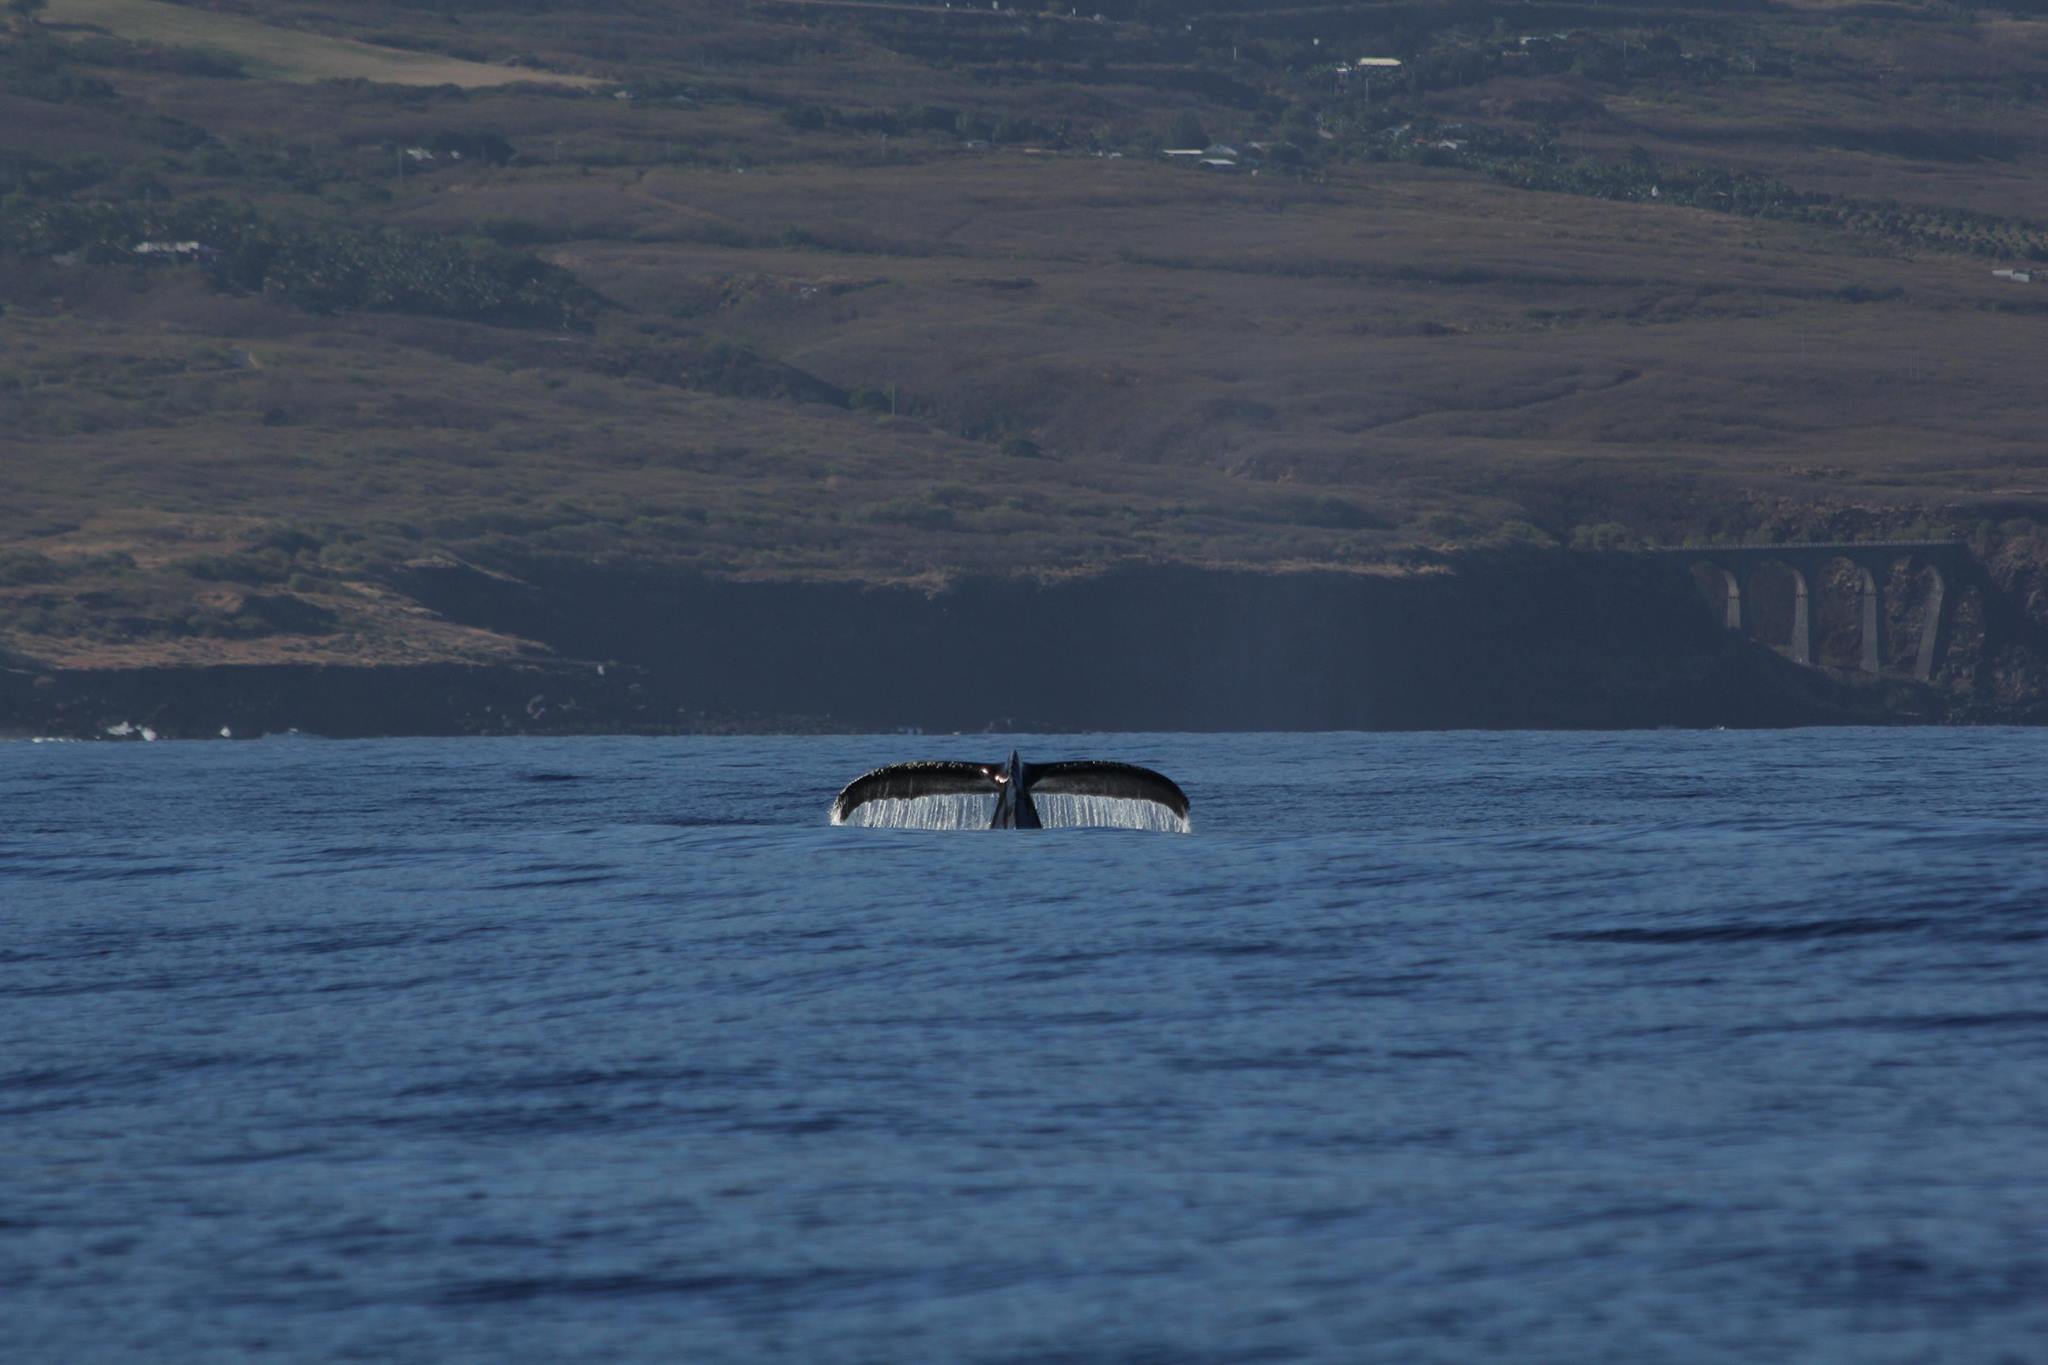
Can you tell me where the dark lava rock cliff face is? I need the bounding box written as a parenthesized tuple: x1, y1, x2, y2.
(3, 552, 2023, 739)
(396, 553, 1888, 733)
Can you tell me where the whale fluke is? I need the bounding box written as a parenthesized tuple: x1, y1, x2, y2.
(829, 760, 1002, 824)
(831, 752, 1189, 830)
(1026, 761, 1190, 822)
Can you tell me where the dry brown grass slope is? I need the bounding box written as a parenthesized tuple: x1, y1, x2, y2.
(6, 0, 2048, 672)
(44, 0, 604, 87)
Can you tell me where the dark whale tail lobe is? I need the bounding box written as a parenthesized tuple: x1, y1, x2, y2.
(828, 759, 1003, 826)
(830, 755, 1190, 831)
(1027, 760, 1190, 825)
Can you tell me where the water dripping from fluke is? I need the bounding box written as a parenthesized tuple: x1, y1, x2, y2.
(829, 752, 1191, 832)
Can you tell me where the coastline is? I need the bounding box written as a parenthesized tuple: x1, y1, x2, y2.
(8, 554, 2038, 738)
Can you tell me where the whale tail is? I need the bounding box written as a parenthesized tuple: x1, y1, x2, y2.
(1026, 760, 1190, 823)
(830, 755, 1189, 831)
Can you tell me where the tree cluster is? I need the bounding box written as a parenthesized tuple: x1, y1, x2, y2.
(0, 196, 596, 329)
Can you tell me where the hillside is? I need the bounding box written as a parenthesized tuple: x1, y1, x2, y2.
(5, 0, 2048, 723)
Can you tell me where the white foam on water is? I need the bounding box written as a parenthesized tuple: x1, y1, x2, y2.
(834, 792, 1189, 833)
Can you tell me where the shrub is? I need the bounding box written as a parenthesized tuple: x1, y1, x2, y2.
(1487, 520, 1559, 549)
(1569, 522, 1636, 551)
(0, 196, 596, 330)
(1417, 510, 1478, 541)
(1293, 496, 1386, 530)
(864, 496, 955, 529)
(0, 550, 59, 585)
(175, 550, 292, 584)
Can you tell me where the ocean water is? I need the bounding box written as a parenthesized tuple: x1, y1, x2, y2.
(4, 729, 2047, 1363)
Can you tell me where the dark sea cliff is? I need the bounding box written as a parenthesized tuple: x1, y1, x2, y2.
(7, 554, 2032, 739)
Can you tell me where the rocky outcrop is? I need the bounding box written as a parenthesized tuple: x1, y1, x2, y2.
(4, 552, 2031, 739)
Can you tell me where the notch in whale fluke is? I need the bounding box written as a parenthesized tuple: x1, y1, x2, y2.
(830, 751, 1190, 831)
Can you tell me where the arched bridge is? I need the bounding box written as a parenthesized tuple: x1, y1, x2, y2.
(1661, 541, 1974, 681)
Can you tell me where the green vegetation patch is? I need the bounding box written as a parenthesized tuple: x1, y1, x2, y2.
(2, 196, 596, 329)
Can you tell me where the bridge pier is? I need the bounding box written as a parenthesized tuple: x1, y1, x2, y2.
(1855, 565, 1885, 674)
(1787, 565, 1812, 666)
(1737, 562, 1810, 664)
(1916, 566, 1949, 681)
(1674, 541, 1967, 682)
(1711, 566, 1742, 631)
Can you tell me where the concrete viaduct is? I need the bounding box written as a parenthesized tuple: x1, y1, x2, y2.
(1660, 541, 1975, 681)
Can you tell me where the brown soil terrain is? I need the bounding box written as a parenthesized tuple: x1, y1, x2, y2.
(5, 0, 2048, 725)
(43, 0, 606, 88)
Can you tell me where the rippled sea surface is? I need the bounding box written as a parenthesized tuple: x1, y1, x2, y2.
(6, 730, 2048, 1363)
